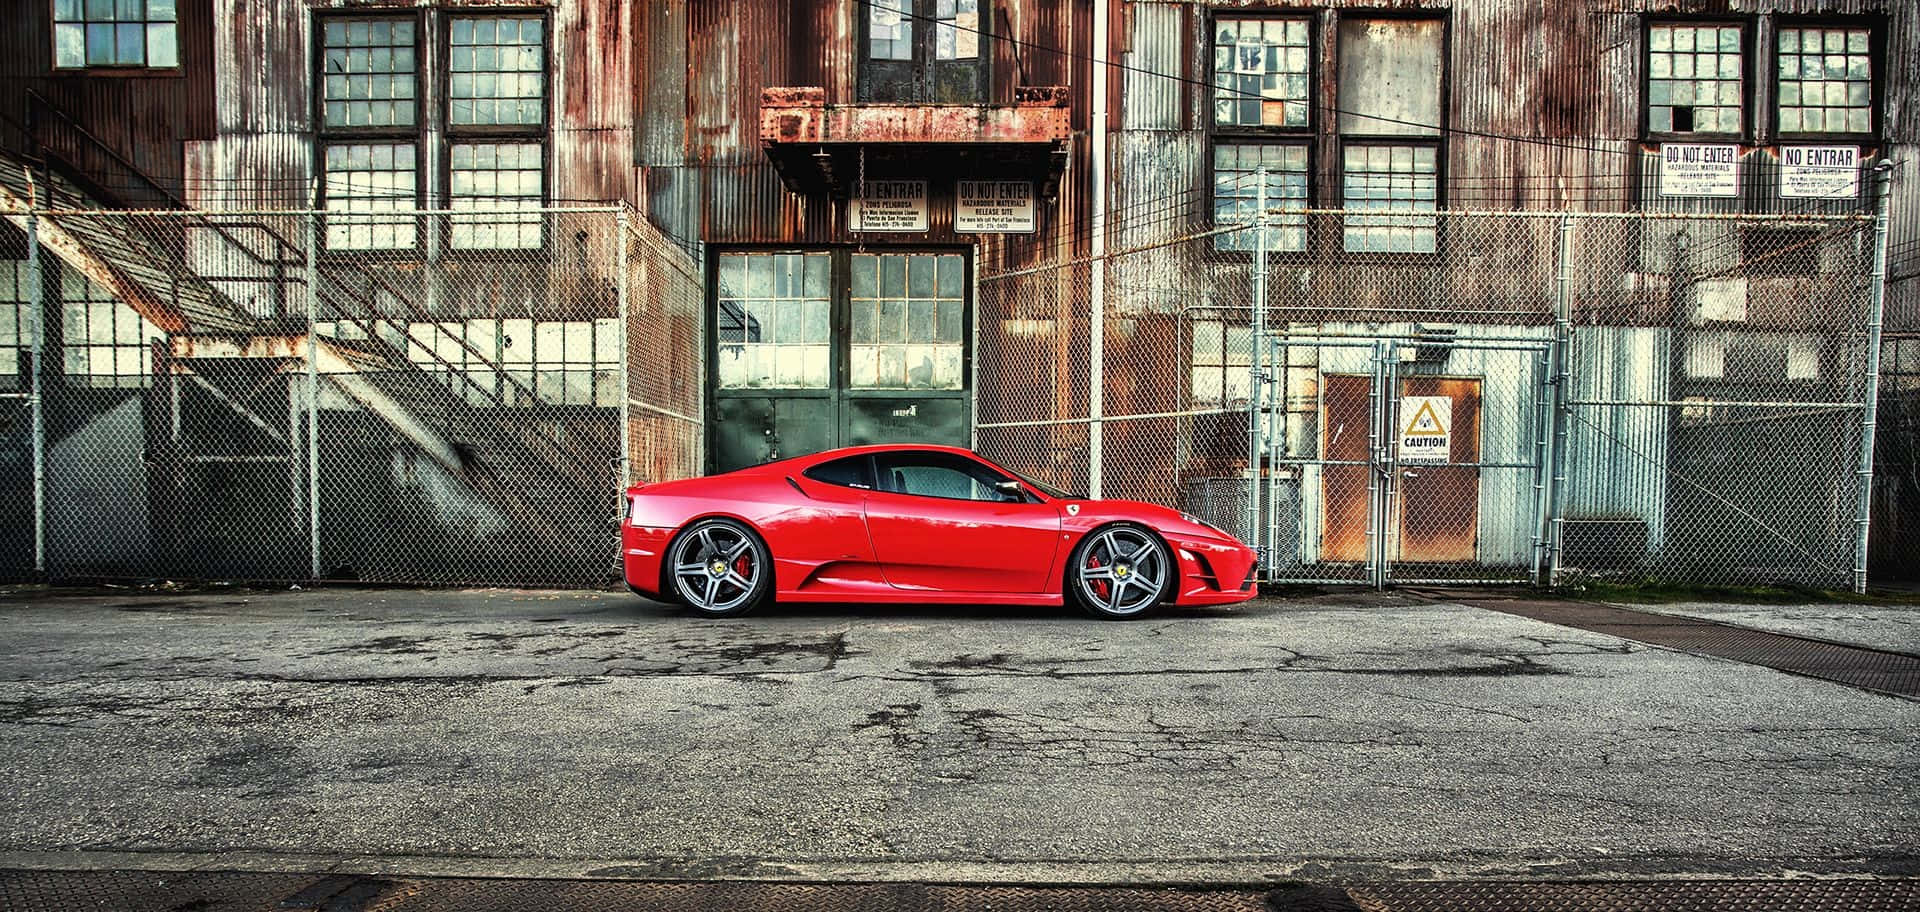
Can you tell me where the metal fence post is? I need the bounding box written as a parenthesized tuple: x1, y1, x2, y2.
(24, 171, 46, 575)
(304, 207, 322, 580)
(1247, 169, 1268, 564)
(1365, 340, 1384, 589)
(1545, 213, 1576, 585)
(615, 207, 633, 489)
(1852, 164, 1894, 594)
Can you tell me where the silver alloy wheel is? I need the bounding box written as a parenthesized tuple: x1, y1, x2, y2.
(1075, 526, 1168, 616)
(669, 522, 761, 614)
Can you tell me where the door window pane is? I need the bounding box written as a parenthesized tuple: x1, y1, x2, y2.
(868, 0, 911, 61)
(850, 254, 964, 390)
(936, 0, 979, 61)
(880, 453, 1010, 501)
(716, 253, 831, 389)
(320, 18, 418, 128)
(450, 16, 546, 125)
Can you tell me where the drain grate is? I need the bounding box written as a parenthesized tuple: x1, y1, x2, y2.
(1445, 596, 1920, 699)
(5, 871, 1920, 912)
(1337, 879, 1920, 912)
(0, 871, 1269, 912)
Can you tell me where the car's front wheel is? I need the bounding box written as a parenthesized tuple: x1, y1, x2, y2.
(1066, 523, 1171, 619)
(665, 518, 771, 617)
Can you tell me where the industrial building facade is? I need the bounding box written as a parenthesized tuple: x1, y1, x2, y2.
(0, 1, 1915, 587)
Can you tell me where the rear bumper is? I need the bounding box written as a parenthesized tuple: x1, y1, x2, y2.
(621, 524, 674, 598)
(1168, 536, 1259, 605)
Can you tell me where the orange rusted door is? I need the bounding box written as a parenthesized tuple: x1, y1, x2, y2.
(1392, 377, 1481, 564)
(1320, 374, 1373, 563)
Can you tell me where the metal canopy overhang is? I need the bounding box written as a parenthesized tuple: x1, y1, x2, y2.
(759, 86, 1073, 200)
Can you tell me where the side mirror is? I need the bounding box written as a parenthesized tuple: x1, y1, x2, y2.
(993, 479, 1026, 502)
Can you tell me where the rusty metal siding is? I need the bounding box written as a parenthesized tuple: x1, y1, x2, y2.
(215, 0, 309, 136)
(1121, 1, 1186, 131)
(553, 0, 636, 203)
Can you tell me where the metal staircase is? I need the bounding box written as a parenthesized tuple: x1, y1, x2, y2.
(2, 93, 621, 581)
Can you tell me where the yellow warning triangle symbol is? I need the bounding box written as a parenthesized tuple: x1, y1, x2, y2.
(1406, 401, 1446, 436)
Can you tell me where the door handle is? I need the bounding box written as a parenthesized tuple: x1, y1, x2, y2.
(1403, 470, 1419, 479)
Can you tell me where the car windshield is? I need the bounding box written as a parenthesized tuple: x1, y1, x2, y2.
(1006, 467, 1078, 501)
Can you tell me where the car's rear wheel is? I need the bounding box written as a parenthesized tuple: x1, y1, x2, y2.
(1066, 523, 1171, 619)
(666, 518, 771, 617)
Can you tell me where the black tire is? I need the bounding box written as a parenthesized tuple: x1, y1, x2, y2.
(1065, 523, 1172, 620)
(662, 518, 773, 617)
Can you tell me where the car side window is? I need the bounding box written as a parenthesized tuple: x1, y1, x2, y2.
(803, 455, 874, 489)
(878, 453, 1022, 503)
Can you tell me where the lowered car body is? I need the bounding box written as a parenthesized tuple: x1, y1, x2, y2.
(620, 444, 1258, 618)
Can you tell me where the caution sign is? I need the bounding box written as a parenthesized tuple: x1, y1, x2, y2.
(1398, 396, 1452, 464)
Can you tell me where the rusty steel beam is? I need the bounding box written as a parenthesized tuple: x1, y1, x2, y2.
(759, 86, 1071, 147)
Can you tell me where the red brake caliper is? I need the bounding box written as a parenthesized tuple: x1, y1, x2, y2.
(1087, 554, 1109, 599)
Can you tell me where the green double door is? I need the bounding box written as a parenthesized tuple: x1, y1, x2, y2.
(709, 249, 971, 473)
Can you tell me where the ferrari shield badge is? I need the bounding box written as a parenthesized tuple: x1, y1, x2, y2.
(1066, 504, 1080, 516)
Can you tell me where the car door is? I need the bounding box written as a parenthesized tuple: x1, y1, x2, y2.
(862, 451, 1062, 594)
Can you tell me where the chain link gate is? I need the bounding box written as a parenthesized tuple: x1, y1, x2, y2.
(1248, 329, 1554, 587)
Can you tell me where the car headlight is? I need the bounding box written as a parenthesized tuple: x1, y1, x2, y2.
(1180, 512, 1229, 537)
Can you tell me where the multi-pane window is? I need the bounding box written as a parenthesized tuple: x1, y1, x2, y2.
(1342, 145, 1439, 253)
(1212, 18, 1311, 128)
(1647, 23, 1744, 134)
(320, 18, 417, 128)
(1777, 26, 1871, 134)
(317, 13, 545, 252)
(322, 143, 418, 250)
(716, 253, 832, 389)
(1337, 19, 1443, 253)
(868, 0, 911, 61)
(54, 0, 178, 69)
(935, 0, 979, 61)
(1189, 319, 1251, 410)
(0, 261, 34, 388)
(850, 253, 964, 390)
(450, 143, 543, 250)
(449, 17, 545, 126)
(61, 270, 162, 389)
(1213, 144, 1308, 253)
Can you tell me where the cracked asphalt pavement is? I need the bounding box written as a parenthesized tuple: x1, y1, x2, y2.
(0, 587, 1914, 882)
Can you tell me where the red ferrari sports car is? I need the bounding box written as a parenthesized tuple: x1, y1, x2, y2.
(620, 444, 1258, 618)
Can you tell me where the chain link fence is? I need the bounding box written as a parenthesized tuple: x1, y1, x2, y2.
(978, 198, 1886, 591)
(0, 204, 701, 586)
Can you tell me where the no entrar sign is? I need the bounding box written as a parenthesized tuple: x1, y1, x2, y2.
(955, 181, 1036, 233)
(1780, 145, 1860, 199)
(851, 180, 929, 232)
(1398, 396, 1452, 465)
(1659, 143, 1740, 198)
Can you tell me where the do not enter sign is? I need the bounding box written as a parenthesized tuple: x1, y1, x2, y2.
(1398, 396, 1451, 464)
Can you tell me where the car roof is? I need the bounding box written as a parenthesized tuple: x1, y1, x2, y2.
(746, 443, 981, 472)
